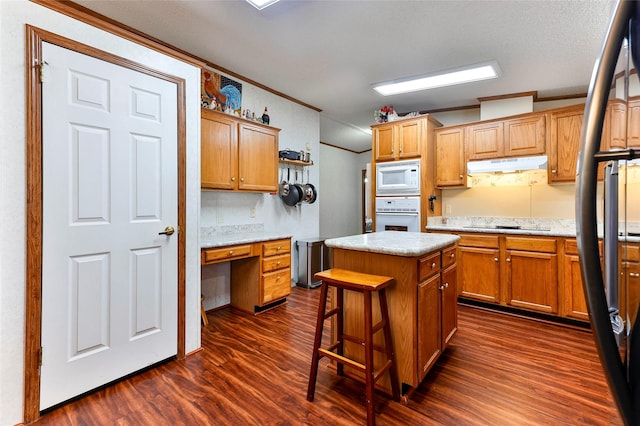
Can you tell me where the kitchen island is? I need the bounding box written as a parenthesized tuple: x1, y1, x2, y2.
(324, 231, 460, 398)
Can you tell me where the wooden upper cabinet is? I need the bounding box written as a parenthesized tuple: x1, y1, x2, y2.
(548, 105, 584, 183)
(503, 113, 546, 157)
(237, 123, 278, 192)
(435, 127, 466, 187)
(201, 109, 279, 192)
(627, 98, 640, 148)
(605, 99, 627, 150)
(201, 112, 238, 190)
(373, 117, 423, 161)
(466, 121, 503, 160)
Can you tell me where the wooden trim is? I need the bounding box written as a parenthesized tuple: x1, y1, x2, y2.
(30, 0, 322, 113)
(320, 140, 371, 155)
(24, 25, 188, 423)
(477, 91, 539, 103)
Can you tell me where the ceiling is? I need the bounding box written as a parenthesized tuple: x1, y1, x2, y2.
(73, 0, 617, 153)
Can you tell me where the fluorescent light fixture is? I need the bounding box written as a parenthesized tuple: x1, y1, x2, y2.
(246, 0, 280, 10)
(372, 61, 501, 96)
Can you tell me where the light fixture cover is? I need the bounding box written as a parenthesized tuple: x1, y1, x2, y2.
(372, 61, 501, 96)
(246, 0, 280, 10)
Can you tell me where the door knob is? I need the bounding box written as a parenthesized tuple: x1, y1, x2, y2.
(159, 226, 175, 236)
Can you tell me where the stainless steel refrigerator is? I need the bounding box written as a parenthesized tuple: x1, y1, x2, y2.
(577, 1, 640, 424)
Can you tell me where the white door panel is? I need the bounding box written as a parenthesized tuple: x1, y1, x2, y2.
(40, 42, 178, 410)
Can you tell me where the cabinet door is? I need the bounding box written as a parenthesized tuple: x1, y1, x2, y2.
(238, 123, 278, 192)
(548, 107, 583, 183)
(627, 98, 640, 148)
(607, 100, 627, 150)
(436, 127, 466, 187)
(201, 114, 238, 190)
(397, 119, 421, 159)
(418, 273, 441, 382)
(506, 250, 558, 314)
(441, 264, 457, 349)
(466, 121, 503, 160)
(563, 253, 589, 321)
(503, 113, 546, 157)
(458, 246, 500, 303)
(374, 125, 395, 161)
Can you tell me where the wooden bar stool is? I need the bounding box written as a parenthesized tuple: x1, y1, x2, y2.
(307, 268, 400, 426)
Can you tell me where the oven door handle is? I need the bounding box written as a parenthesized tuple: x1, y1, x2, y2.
(375, 211, 420, 215)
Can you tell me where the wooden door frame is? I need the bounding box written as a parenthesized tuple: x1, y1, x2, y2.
(24, 26, 187, 422)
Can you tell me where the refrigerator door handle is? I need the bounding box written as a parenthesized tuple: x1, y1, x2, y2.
(576, 1, 636, 424)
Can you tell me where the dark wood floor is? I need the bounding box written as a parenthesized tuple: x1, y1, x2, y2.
(34, 287, 621, 425)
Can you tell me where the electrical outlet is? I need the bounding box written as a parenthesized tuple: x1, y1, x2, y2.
(446, 204, 452, 214)
(217, 213, 224, 223)
(250, 208, 256, 218)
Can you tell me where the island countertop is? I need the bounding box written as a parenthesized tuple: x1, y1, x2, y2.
(324, 231, 460, 257)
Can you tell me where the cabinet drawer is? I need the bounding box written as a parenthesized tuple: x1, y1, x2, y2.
(263, 239, 290, 257)
(624, 243, 640, 262)
(202, 244, 253, 264)
(263, 253, 290, 273)
(442, 245, 457, 268)
(565, 238, 602, 255)
(419, 252, 441, 281)
(262, 268, 291, 304)
(458, 234, 500, 249)
(506, 237, 556, 253)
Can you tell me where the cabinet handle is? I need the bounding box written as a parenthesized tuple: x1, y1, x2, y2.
(231, 177, 236, 182)
(439, 283, 449, 290)
(506, 258, 511, 262)
(459, 175, 463, 179)
(431, 262, 436, 269)
(276, 261, 281, 266)
(449, 253, 455, 259)
(276, 276, 281, 280)
(630, 272, 640, 278)
(228, 250, 234, 256)
(551, 169, 557, 174)
(276, 246, 281, 251)
(240, 177, 244, 182)
(494, 257, 499, 262)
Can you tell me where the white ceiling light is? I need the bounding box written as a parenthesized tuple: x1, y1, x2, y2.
(372, 61, 501, 96)
(246, 0, 280, 10)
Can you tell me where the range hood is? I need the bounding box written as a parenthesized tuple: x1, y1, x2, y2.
(467, 155, 548, 174)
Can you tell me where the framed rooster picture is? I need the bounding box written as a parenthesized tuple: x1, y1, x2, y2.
(201, 69, 242, 114)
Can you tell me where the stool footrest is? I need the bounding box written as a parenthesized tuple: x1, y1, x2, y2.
(318, 348, 365, 372)
(373, 359, 394, 383)
(324, 307, 341, 320)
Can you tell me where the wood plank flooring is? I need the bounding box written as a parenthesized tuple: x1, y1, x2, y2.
(34, 287, 621, 425)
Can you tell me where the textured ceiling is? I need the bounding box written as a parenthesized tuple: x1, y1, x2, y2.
(74, 0, 617, 152)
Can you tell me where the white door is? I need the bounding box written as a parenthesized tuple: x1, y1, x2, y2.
(40, 42, 178, 410)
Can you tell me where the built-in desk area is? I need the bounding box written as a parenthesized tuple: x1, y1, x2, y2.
(201, 232, 292, 313)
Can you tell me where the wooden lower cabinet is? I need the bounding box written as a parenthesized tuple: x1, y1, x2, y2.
(505, 240, 558, 314)
(441, 263, 458, 347)
(457, 234, 500, 302)
(417, 274, 441, 381)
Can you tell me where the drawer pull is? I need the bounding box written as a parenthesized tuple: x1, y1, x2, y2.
(449, 253, 455, 259)
(276, 261, 281, 266)
(277, 246, 281, 251)
(228, 250, 233, 256)
(431, 262, 436, 269)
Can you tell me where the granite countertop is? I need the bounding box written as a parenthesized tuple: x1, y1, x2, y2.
(426, 216, 592, 237)
(200, 224, 291, 249)
(325, 231, 460, 257)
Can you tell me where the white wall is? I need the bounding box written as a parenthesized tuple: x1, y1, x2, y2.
(319, 146, 371, 238)
(0, 2, 202, 424)
(200, 80, 321, 309)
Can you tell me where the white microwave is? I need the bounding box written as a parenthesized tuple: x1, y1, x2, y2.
(375, 159, 420, 196)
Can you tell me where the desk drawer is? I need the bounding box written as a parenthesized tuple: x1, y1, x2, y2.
(263, 254, 290, 272)
(202, 244, 252, 264)
(263, 239, 290, 257)
(262, 268, 291, 304)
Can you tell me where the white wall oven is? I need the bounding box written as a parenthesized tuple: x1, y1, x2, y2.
(375, 159, 420, 196)
(375, 196, 420, 232)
